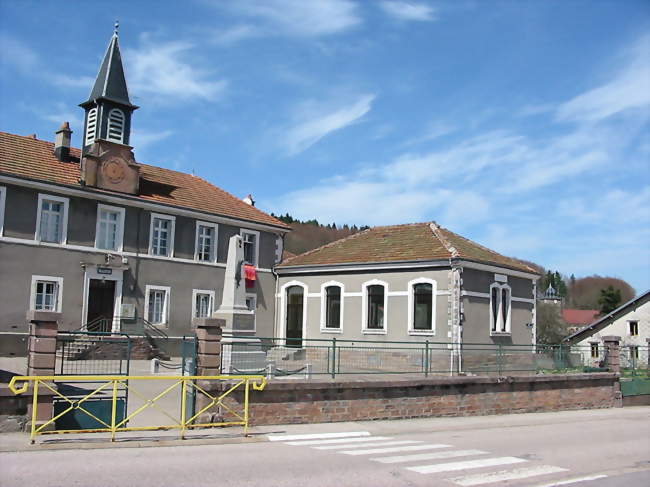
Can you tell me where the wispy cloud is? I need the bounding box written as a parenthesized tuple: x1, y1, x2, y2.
(126, 39, 228, 102)
(380, 1, 437, 22)
(130, 129, 174, 150)
(211, 24, 261, 45)
(0, 35, 39, 73)
(39, 102, 84, 132)
(283, 94, 375, 156)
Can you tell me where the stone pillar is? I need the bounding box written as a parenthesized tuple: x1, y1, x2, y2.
(602, 336, 621, 374)
(194, 318, 224, 377)
(26, 311, 61, 427)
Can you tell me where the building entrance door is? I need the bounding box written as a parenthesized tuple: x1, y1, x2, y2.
(86, 279, 116, 332)
(285, 285, 304, 348)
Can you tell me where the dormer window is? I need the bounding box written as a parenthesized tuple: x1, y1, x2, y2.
(85, 107, 98, 145)
(107, 108, 125, 143)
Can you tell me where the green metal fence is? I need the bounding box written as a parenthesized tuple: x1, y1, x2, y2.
(620, 345, 649, 376)
(222, 336, 606, 378)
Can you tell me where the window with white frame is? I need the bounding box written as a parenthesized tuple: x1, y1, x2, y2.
(145, 285, 170, 325)
(192, 289, 215, 319)
(95, 204, 125, 251)
(85, 107, 98, 145)
(363, 282, 386, 332)
(490, 283, 511, 334)
(36, 194, 69, 244)
(149, 214, 175, 257)
(629, 321, 639, 336)
(195, 222, 217, 262)
(590, 343, 599, 358)
(323, 285, 342, 330)
(107, 108, 125, 143)
(30, 275, 63, 312)
(409, 279, 436, 334)
(0, 186, 6, 236)
(241, 229, 259, 266)
(246, 294, 257, 330)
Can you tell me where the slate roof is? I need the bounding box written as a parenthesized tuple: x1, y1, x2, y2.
(278, 222, 538, 273)
(0, 131, 290, 230)
(562, 309, 600, 326)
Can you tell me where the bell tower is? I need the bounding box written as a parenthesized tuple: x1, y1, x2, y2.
(79, 22, 141, 195)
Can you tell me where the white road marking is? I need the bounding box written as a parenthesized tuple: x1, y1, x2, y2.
(285, 436, 393, 446)
(407, 456, 527, 474)
(372, 449, 487, 464)
(267, 431, 370, 442)
(533, 474, 608, 486)
(451, 465, 569, 486)
(341, 444, 452, 455)
(315, 440, 423, 450)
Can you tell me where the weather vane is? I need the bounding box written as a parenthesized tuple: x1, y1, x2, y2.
(114, 20, 119, 36)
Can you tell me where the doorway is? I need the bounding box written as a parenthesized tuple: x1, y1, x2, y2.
(86, 279, 116, 332)
(285, 285, 304, 348)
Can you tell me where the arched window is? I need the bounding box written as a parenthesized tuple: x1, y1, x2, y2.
(285, 285, 304, 347)
(107, 109, 125, 143)
(413, 283, 433, 330)
(85, 107, 98, 145)
(490, 283, 511, 334)
(365, 284, 385, 331)
(324, 285, 341, 329)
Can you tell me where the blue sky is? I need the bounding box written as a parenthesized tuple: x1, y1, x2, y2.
(1, 1, 649, 292)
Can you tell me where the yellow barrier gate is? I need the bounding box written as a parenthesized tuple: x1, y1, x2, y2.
(8, 375, 267, 443)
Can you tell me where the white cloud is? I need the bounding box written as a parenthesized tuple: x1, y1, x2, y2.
(0, 35, 39, 73)
(211, 24, 261, 45)
(130, 129, 174, 150)
(51, 74, 96, 89)
(126, 40, 227, 102)
(404, 121, 455, 146)
(40, 102, 84, 133)
(283, 94, 375, 155)
(224, 0, 361, 37)
(380, 1, 437, 22)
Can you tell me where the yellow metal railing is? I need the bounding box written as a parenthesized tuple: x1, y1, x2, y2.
(8, 375, 267, 443)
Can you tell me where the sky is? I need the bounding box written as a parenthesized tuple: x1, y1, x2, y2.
(1, 0, 649, 292)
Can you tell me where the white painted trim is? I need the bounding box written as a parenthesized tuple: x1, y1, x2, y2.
(278, 280, 308, 343)
(320, 281, 344, 334)
(362, 279, 388, 335)
(144, 285, 171, 326)
(94, 203, 126, 252)
(459, 260, 539, 279)
(489, 282, 512, 335)
(387, 291, 409, 297)
(191, 289, 215, 319)
(461, 290, 490, 299)
(81, 267, 123, 332)
(344, 292, 363, 297)
(246, 292, 257, 332)
(35, 193, 69, 244)
(148, 213, 176, 258)
(511, 296, 535, 304)
(0, 175, 290, 234)
(306, 293, 321, 298)
(277, 289, 452, 299)
(0, 185, 6, 236)
(240, 228, 260, 267)
(194, 220, 219, 263)
(29, 275, 64, 312)
(85, 107, 98, 145)
(407, 278, 437, 336)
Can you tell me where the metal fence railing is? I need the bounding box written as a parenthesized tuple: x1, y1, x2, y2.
(221, 337, 610, 379)
(620, 345, 649, 376)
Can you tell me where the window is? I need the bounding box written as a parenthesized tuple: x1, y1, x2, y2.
(321, 284, 342, 331)
(85, 107, 97, 145)
(36, 194, 69, 244)
(409, 279, 435, 334)
(362, 281, 387, 333)
(145, 285, 170, 325)
(195, 221, 218, 262)
(246, 293, 257, 330)
(149, 213, 175, 257)
(241, 229, 259, 266)
(95, 204, 125, 251)
(192, 289, 215, 319)
(107, 108, 125, 143)
(30, 275, 63, 312)
(590, 343, 599, 358)
(0, 186, 6, 236)
(629, 321, 639, 336)
(490, 283, 511, 334)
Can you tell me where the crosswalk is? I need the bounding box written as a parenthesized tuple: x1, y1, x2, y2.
(266, 431, 606, 486)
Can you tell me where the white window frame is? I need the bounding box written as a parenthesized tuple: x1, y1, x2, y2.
(408, 278, 437, 336)
(107, 108, 125, 144)
(95, 203, 125, 251)
(144, 285, 171, 326)
(29, 275, 63, 312)
(489, 282, 512, 335)
(191, 289, 215, 319)
(320, 281, 344, 334)
(85, 107, 98, 145)
(148, 213, 176, 258)
(194, 221, 218, 263)
(362, 279, 388, 335)
(246, 292, 257, 331)
(240, 229, 260, 267)
(0, 186, 6, 236)
(278, 280, 308, 342)
(35, 193, 69, 244)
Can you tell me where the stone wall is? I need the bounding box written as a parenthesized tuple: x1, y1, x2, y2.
(221, 373, 621, 426)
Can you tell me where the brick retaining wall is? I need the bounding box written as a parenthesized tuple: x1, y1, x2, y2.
(222, 373, 621, 426)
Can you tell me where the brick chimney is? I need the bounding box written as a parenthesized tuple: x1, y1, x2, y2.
(54, 122, 72, 162)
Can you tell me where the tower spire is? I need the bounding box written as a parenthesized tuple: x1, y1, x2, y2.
(114, 20, 119, 36)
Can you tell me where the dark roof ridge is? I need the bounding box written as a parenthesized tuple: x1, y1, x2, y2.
(281, 225, 375, 265)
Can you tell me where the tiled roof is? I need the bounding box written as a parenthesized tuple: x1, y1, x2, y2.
(0, 131, 289, 230)
(278, 222, 538, 273)
(562, 309, 600, 326)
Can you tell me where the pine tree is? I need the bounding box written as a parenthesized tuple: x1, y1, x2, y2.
(598, 286, 622, 315)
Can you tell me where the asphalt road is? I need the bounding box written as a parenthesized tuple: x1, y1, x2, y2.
(0, 407, 648, 487)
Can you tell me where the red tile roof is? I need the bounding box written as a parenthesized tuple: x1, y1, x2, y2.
(562, 309, 600, 326)
(278, 222, 538, 273)
(0, 131, 290, 230)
